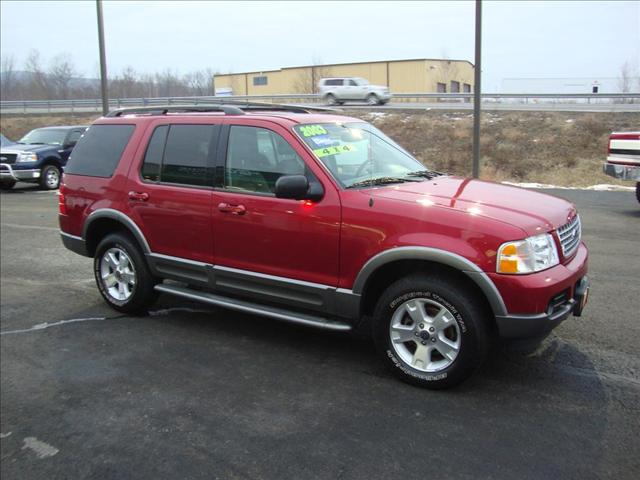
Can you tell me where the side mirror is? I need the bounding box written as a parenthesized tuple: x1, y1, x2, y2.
(275, 175, 323, 201)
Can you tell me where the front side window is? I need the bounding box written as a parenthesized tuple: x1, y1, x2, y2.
(19, 128, 68, 146)
(225, 126, 307, 194)
(65, 129, 86, 146)
(294, 122, 426, 188)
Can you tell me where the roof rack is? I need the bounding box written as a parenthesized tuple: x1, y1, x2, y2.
(105, 105, 245, 117)
(104, 102, 340, 118)
(220, 101, 340, 114)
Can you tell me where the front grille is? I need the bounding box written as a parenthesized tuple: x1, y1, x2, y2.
(557, 214, 581, 258)
(0, 153, 17, 164)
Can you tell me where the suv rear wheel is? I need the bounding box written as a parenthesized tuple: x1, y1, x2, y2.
(94, 233, 157, 314)
(366, 94, 379, 105)
(372, 274, 490, 389)
(325, 93, 339, 106)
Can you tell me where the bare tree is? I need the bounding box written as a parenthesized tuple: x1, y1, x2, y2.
(293, 57, 333, 94)
(48, 53, 77, 99)
(184, 68, 217, 96)
(1, 55, 17, 100)
(24, 49, 51, 99)
(618, 60, 632, 94)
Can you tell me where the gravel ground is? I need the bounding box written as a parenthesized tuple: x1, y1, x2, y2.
(1, 184, 639, 479)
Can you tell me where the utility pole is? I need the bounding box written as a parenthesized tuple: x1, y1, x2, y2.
(96, 0, 109, 115)
(472, 0, 482, 178)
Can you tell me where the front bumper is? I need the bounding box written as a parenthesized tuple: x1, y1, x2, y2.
(603, 162, 640, 181)
(0, 163, 41, 182)
(491, 243, 589, 339)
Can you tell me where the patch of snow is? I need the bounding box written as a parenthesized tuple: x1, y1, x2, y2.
(565, 119, 575, 123)
(502, 181, 634, 192)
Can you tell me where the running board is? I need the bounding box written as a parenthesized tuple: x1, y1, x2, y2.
(154, 283, 352, 331)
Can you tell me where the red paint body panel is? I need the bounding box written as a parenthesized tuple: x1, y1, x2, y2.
(488, 243, 588, 314)
(59, 111, 589, 318)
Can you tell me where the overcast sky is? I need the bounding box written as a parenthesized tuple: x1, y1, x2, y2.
(1, 0, 638, 92)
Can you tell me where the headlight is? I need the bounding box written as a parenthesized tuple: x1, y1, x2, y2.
(17, 152, 38, 163)
(497, 233, 559, 274)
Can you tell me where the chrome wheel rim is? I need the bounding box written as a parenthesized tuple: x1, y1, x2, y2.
(45, 167, 59, 188)
(367, 95, 378, 105)
(99, 247, 136, 301)
(389, 298, 461, 372)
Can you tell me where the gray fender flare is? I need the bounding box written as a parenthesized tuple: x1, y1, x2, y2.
(352, 246, 508, 317)
(83, 208, 151, 254)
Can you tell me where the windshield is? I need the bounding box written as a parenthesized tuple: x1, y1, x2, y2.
(19, 128, 67, 146)
(294, 122, 428, 188)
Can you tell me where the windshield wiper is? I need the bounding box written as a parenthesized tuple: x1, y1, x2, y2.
(405, 170, 446, 179)
(347, 177, 418, 189)
(26, 142, 46, 145)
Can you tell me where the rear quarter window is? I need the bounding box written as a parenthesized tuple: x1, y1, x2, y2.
(65, 124, 135, 177)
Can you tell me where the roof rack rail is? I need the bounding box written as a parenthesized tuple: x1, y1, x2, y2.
(105, 104, 245, 117)
(217, 100, 341, 114)
(104, 102, 340, 118)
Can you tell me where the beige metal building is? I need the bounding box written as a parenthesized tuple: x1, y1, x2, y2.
(213, 58, 474, 96)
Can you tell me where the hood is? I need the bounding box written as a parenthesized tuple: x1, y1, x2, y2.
(0, 143, 54, 154)
(368, 84, 388, 91)
(368, 176, 576, 236)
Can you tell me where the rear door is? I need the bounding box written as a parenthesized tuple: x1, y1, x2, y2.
(125, 120, 218, 266)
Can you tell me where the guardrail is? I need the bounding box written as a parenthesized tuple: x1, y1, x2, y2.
(1, 93, 639, 114)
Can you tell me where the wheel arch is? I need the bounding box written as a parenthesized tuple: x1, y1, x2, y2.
(41, 156, 62, 168)
(83, 209, 150, 257)
(354, 247, 508, 319)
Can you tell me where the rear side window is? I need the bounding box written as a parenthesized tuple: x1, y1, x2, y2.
(140, 126, 168, 182)
(65, 124, 135, 177)
(140, 124, 217, 187)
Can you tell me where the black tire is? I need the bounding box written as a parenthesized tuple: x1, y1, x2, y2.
(372, 273, 490, 389)
(366, 94, 379, 106)
(0, 181, 16, 190)
(94, 233, 158, 314)
(325, 93, 338, 106)
(636, 182, 639, 203)
(40, 164, 61, 190)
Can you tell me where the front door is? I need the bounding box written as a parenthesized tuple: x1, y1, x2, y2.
(212, 121, 341, 301)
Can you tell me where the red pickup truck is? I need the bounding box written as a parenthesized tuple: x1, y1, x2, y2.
(59, 104, 589, 389)
(603, 131, 640, 202)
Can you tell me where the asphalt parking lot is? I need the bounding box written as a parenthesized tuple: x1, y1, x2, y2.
(1, 184, 639, 479)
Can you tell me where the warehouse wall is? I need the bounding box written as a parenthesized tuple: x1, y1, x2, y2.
(214, 59, 474, 96)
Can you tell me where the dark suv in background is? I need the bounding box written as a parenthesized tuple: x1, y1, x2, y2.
(0, 125, 87, 190)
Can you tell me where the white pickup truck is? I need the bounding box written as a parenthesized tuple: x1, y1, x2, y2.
(603, 132, 640, 202)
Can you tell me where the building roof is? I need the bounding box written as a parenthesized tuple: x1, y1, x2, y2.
(216, 58, 474, 77)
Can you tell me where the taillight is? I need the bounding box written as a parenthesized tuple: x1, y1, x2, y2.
(58, 183, 67, 215)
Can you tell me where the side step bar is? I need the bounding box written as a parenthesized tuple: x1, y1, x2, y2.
(154, 283, 352, 332)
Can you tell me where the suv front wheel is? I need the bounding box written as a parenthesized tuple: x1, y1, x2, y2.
(94, 233, 157, 314)
(372, 274, 490, 389)
(40, 164, 61, 190)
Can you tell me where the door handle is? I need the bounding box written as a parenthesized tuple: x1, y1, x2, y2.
(218, 202, 246, 215)
(128, 191, 149, 202)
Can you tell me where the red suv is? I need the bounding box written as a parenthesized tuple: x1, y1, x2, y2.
(59, 104, 589, 389)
